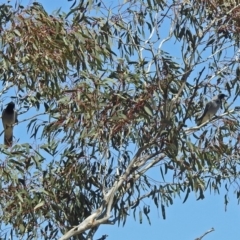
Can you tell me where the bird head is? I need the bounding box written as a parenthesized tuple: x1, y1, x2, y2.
(218, 94, 227, 100)
(6, 102, 15, 111)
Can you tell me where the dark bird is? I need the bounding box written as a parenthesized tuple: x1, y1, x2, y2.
(196, 94, 227, 125)
(2, 102, 18, 146)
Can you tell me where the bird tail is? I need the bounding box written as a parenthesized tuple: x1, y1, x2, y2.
(195, 117, 202, 126)
(4, 127, 13, 146)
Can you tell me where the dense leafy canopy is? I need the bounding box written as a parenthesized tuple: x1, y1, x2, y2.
(0, 0, 240, 239)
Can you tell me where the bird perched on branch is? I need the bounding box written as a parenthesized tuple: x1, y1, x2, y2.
(2, 102, 18, 146)
(196, 93, 227, 126)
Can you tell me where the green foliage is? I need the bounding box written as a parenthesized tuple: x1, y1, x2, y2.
(0, 0, 240, 239)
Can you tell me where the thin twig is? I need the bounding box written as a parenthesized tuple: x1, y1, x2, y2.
(195, 228, 214, 240)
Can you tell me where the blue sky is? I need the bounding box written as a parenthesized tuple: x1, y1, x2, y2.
(2, 0, 240, 239)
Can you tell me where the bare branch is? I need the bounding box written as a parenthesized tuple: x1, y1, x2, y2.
(195, 228, 214, 240)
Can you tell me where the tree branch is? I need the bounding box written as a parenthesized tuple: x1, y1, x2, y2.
(59, 145, 152, 240)
(184, 109, 236, 134)
(195, 228, 214, 240)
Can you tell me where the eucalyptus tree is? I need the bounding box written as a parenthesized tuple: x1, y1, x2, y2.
(0, 0, 240, 239)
